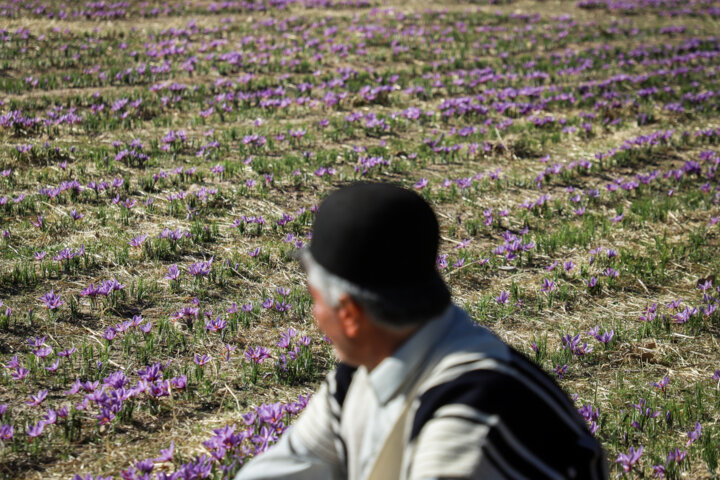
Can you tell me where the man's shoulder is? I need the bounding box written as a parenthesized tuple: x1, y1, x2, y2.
(409, 340, 607, 480)
(412, 345, 580, 438)
(414, 319, 586, 433)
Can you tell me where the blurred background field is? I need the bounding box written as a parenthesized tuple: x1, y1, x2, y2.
(1, 0, 720, 478)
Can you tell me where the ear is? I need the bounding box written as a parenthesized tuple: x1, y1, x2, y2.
(337, 294, 364, 338)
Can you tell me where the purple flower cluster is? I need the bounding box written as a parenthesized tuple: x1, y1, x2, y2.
(103, 315, 152, 341)
(80, 278, 126, 298)
(492, 229, 535, 261)
(83, 395, 310, 480)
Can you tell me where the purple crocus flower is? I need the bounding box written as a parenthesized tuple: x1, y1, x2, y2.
(155, 441, 174, 462)
(203, 424, 245, 455)
(204, 316, 227, 333)
(42, 409, 57, 425)
(225, 344, 237, 362)
(74, 397, 89, 411)
(639, 303, 658, 322)
(28, 336, 46, 347)
(436, 254, 448, 270)
(97, 408, 115, 425)
(667, 448, 686, 464)
(686, 422, 701, 447)
(176, 306, 200, 321)
(80, 284, 100, 297)
(194, 354, 211, 366)
(0, 424, 13, 441)
(137, 364, 163, 382)
(603, 268, 619, 278)
(245, 346, 271, 364)
(495, 291, 510, 305)
(45, 358, 60, 372)
(553, 364, 568, 379)
(242, 411, 257, 427)
(455, 239, 471, 250)
(134, 459, 154, 474)
(578, 403, 599, 424)
(170, 376, 187, 390)
(129, 234, 148, 248)
(251, 425, 278, 453)
(11, 367, 29, 380)
(58, 347, 76, 357)
(80, 380, 99, 393)
(26, 421, 46, 438)
(34, 346, 52, 358)
(666, 298, 682, 310)
(5, 355, 20, 369)
(189, 258, 213, 276)
(104, 372, 128, 390)
(616, 446, 643, 473)
(652, 464, 666, 478)
(673, 306, 697, 324)
(651, 376, 669, 395)
(277, 330, 296, 349)
(257, 402, 286, 425)
(69, 209, 84, 221)
(274, 301, 292, 312)
(103, 327, 117, 341)
(540, 278, 556, 292)
(26, 389, 48, 406)
(102, 278, 125, 293)
(41, 290, 64, 310)
(597, 330, 614, 344)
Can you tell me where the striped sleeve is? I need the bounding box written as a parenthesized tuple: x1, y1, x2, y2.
(291, 363, 357, 469)
(408, 350, 607, 480)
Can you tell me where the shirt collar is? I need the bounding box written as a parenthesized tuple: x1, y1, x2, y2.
(367, 304, 458, 405)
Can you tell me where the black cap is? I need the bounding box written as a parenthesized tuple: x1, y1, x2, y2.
(308, 182, 450, 317)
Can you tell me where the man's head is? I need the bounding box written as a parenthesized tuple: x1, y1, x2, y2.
(301, 182, 450, 367)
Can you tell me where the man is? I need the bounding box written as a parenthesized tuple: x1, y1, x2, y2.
(236, 182, 607, 480)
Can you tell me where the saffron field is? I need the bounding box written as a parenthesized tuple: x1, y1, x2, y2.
(1, 0, 720, 478)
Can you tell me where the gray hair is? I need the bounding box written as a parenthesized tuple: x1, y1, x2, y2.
(301, 250, 428, 330)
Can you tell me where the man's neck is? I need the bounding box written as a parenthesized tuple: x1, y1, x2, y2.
(361, 325, 421, 372)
